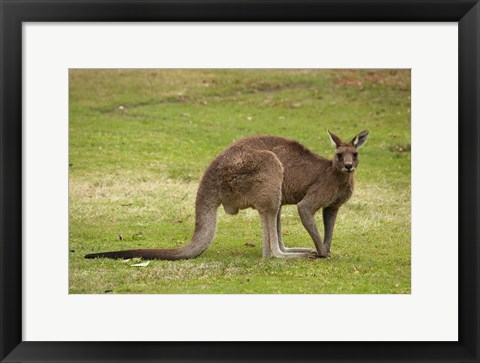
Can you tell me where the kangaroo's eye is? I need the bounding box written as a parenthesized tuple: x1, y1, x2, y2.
(353, 152, 358, 158)
(337, 153, 343, 160)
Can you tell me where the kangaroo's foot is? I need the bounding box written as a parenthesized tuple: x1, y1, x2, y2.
(284, 247, 317, 254)
(269, 250, 322, 259)
(278, 240, 317, 255)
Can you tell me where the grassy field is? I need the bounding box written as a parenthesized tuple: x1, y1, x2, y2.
(69, 69, 411, 294)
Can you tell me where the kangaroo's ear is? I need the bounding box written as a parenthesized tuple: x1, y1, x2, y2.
(352, 130, 369, 148)
(327, 130, 342, 148)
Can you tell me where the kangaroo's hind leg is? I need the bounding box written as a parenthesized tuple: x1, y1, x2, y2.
(260, 211, 316, 259)
(250, 151, 315, 259)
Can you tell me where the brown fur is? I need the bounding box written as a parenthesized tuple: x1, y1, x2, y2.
(85, 130, 368, 260)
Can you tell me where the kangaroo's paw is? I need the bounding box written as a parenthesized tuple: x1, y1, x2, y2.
(316, 251, 329, 258)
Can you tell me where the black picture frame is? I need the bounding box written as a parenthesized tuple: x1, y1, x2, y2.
(1, 1, 479, 362)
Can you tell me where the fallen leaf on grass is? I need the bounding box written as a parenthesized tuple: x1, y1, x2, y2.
(130, 261, 150, 267)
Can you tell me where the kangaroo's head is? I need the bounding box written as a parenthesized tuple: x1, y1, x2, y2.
(328, 130, 369, 174)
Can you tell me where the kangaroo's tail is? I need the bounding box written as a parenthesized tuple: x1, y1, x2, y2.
(85, 174, 219, 261)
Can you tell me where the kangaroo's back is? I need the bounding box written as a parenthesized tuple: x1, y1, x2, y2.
(221, 136, 331, 204)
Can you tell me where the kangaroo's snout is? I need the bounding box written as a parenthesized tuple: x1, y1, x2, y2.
(342, 163, 355, 173)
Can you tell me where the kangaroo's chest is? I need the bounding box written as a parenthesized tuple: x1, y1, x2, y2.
(328, 187, 353, 207)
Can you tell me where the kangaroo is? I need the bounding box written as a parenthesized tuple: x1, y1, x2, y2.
(85, 130, 368, 260)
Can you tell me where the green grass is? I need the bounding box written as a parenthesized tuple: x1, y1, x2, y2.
(69, 69, 411, 294)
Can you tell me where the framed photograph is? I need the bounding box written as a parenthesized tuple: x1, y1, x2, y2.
(1, 1, 479, 362)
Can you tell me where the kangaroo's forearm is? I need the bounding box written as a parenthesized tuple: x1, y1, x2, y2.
(297, 204, 327, 257)
(323, 206, 339, 252)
